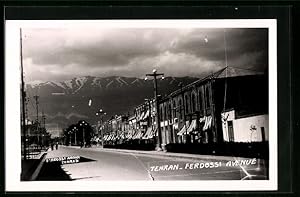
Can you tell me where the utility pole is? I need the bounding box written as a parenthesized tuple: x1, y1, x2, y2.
(34, 95, 40, 146)
(20, 28, 27, 160)
(96, 109, 106, 147)
(42, 111, 46, 147)
(146, 69, 164, 151)
(25, 98, 29, 122)
(34, 95, 39, 123)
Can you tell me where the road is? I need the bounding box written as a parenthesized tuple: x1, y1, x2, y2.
(37, 146, 268, 181)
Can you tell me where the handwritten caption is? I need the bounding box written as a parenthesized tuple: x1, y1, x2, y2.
(149, 158, 257, 172)
(45, 156, 80, 165)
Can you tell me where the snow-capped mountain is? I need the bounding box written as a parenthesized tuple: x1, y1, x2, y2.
(25, 76, 198, 131)
(26, 76, 197, 95)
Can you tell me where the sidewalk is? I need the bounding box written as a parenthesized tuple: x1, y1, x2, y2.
(21, 150, 48, 181)
(67, 145, 258, 162)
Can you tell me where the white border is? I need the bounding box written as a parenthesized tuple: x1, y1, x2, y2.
(5, 19, 277, 191)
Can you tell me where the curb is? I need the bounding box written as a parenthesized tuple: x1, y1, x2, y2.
(92, 147, 251, 162)
(65, 145, 260, 162)
(29, 152, 47, 181)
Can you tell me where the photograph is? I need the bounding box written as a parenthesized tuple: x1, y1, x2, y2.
(5, 19, 277, 191)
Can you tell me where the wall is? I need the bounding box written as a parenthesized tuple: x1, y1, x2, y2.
(222, 110, 269, 142)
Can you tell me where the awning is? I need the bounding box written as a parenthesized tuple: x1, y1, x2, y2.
(115, 133, 120, 139)
(110, 134, 116, 141)
(126, 132, 132, 139)
(138, 112, 145, 121)
(177, 121, 190, 136)
(148, 128, 156, 138)
(177, 125, 186, 136)
(187, 119, 197, 133)
(203, 116, 212, 131)
(142, 110, 149, 120)
(106, 134, 111, 141)
(116, 131, 125, 139)
(126, 129, 135, 139)
(199, 116, 206, 123)
(119, 132, 126, 139)
(107, 133, 116, 141)
(103, 135, 109, 141)
(109, 134, 114, 141)
(133, 129, 143, 139)
(142, 127, 152, 139)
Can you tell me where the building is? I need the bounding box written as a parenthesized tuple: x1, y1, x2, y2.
(133, 99, 156, 141)
(158, 66, 268, 145)
(102, 66, 268, 149)
(102, 100, 157, 144)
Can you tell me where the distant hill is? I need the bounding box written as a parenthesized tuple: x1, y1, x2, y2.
(25, 76, 198, 134)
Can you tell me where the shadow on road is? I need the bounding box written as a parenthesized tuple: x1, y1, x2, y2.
(21, 159, 42, 181)
(36, 157, 95, 181)
(36, 161, 72, 181)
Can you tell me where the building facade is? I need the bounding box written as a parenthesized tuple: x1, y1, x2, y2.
(102, 66, 268, 147)
(158, 66, 268, 145)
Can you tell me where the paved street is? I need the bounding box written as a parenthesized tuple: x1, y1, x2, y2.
(37, 145, 268, 181)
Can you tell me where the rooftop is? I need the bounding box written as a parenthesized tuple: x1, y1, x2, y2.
(167, 66, 264, 98)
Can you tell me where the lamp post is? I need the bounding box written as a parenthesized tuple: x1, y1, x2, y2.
(80, 121, 88, 147)
(68, 130, 72, 146)
(72, 126, 77, 145)
(96, 109, 107, 147)
(145, 69, 164, 151)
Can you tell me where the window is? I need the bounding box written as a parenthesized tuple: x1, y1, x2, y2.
(185, 95, 189, 114)
(173, 100, 176, 118)
(191, 93, 197, 112)
(164, 105, 167, 120)
(205, 86, 211, 108)
(168, 103, 172, 120)
(199, 89, 203, 111)
(160, 107, 163, 120)
(179, 99, 183, 120)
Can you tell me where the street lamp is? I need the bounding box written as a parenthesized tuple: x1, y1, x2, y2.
(96, 109, 107, 147)
(79, 121, 88, 147)
(72, 126, 78, 145)
(145, 69, 164, 151)
(68, 130, 72, 146)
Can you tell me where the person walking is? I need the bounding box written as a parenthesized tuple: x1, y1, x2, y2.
(55, 142, 58, 150)
(51, 142, 54, 151)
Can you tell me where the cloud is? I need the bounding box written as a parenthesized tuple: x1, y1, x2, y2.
(171, 28, 268, 69)
(23, 28, 173, 67)
(23, 28, 268, 82)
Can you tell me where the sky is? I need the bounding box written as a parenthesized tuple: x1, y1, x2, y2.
(22, 28, 268, 83)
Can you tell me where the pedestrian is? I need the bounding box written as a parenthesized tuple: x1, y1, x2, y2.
(55, 142, 58, 150)
(51, 143, 54, 151)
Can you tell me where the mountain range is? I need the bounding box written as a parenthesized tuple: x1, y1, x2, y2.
(25, 76, 198, 135)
